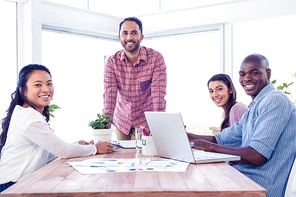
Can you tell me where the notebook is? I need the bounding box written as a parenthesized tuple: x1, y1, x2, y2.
(144, 111, 241, 163)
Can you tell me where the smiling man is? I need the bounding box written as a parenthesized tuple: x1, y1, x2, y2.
(103, 17, 167, 140)
(239, 54, 271, 100)
(188, 54, 296, 197)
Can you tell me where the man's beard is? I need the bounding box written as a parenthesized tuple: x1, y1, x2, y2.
(121, 40, 141, 53)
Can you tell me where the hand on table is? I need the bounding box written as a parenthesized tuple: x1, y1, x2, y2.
(95, 141, 114, 154)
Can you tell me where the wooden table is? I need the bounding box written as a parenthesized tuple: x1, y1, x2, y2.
(1, 148, 266, 197)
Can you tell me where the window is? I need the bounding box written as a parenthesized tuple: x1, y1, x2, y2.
(143, 31, 221, 134)
(45, 0, 89, 10)
(160, 0, 241, 12)
(45, 0, 245, 17)
(0, 1, 17, 119)
(90, 0, 159, 17)
(232, 14, 296, 105)
(42, 31, 121, 141)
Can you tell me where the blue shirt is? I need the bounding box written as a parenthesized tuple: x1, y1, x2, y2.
(215, 83, 296, 197)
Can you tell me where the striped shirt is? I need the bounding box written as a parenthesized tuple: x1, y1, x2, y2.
(215, 83, 296, 197)
(103, 46, 167, 135)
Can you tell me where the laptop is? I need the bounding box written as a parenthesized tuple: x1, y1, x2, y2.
(144, 111, 241, 163)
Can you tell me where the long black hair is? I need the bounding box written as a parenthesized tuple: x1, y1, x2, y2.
(0, 64, 51, 152)
(207, 74, 237, 131)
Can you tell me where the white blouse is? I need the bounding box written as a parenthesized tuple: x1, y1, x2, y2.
(0, 105, 96, 184)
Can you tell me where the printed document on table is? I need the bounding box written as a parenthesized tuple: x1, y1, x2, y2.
(67, 158, 189, 174)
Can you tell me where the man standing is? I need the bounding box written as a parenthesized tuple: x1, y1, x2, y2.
(188, 54, 296, 197)
(103, 17, 167, 140)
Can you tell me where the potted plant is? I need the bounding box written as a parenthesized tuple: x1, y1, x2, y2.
(88, 113, 114, 143)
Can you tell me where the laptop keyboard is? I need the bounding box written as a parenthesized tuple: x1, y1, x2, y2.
(192, 150, 217, 159)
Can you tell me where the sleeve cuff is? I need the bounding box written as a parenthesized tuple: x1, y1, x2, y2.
(250, 140, 272, 159)
(92, 145, 97, 155)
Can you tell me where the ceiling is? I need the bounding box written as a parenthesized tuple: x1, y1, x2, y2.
(45, 0, 244, 17)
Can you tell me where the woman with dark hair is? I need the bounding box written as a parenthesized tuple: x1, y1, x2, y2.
(208, 74, 248, 131)
(0, 64, 113, 192)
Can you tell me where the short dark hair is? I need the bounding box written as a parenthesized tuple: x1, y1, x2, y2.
(119, 17, 143, 35)
(242, 54, 269, 69)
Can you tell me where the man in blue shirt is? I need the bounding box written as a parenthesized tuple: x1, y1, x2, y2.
(188, 54, 296, 197)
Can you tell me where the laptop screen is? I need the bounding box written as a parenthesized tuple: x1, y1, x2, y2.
(144, 111, 195, 163)
(144, 111, 241, 164)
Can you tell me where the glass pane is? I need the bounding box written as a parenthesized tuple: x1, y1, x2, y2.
(46, 0, 88, 9)
(42, 31, 121, 142)
(91, 0, 159, 17)
(233, 14, 296, 105)
(46, 0, 159, 16)
(0, 1, 17, 119)
(143, 31, 221, 134)
(160, 0, 236, 12)
(46, 0, 246, 16)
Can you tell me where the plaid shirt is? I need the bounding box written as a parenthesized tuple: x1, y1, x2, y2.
(103, 46, 167, 135)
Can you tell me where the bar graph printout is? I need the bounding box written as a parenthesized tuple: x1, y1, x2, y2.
(67, 158, 189, 174)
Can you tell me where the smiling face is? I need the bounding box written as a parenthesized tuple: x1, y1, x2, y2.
(239, 61, 271, 100)
(118, 21, 144, 54)
(208, 80, 231, 109)
(22, 70, 54, 113)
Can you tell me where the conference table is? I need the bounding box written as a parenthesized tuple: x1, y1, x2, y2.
(1, 148, 266, 197)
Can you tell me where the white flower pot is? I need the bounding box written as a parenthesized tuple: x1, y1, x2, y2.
(92, 129, 113, 144)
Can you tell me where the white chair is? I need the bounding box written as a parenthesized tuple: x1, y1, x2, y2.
(285, 157, 296, 197)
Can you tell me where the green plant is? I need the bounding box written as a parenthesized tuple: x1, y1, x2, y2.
(272, 73, 296, 104)
(88, 113, 113, 129)
(49, 104, 61, 119)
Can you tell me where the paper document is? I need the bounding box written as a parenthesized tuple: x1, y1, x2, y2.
(68, 158, 189, 174)
(112, 140, 137, 149)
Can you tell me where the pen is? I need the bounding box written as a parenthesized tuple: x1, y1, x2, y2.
(141, 126, 149, 136)
(144, 126, 150, 136)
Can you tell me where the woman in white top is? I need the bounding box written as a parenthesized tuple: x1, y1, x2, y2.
(0, 64, 114, 192)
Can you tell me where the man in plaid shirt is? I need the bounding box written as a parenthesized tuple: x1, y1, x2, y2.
(103, 17, 167, 140)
